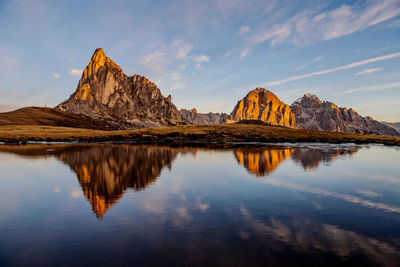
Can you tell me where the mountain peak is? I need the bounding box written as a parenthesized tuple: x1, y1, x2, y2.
(82, 48, 121, 81)
(57, 48, 187, 128)
(303, 93, 321, 102)
(227, 88, 296, 127)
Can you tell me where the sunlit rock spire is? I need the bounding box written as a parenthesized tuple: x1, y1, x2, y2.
(57, 48, 187, 129)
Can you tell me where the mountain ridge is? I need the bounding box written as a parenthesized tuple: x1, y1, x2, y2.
(180, 108, 229, 124)
(291, 94, 399, 136)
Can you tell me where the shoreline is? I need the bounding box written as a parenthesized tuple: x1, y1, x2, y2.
(0, 124, 399, 147)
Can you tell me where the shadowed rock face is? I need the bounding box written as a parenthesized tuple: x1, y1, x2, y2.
(291, 94, 399, 136)
(382, 122, 400, 134)
(180, 108, 229, 124)
(56, 48, 187, 129)
(227, 88, 296, 128)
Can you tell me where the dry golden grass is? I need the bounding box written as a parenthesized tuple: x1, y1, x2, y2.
(0, 107, 110, 129)
(0, 123, 399, 146)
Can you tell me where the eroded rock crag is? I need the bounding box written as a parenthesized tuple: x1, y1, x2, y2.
(57, 48, 187, 129)
(291, 94, 399, 136)
(227, 88, 296, 128)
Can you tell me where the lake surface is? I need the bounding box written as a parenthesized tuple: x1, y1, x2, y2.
(0, 143, 399, 266)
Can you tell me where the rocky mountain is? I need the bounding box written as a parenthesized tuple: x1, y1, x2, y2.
(180, 108, 228, 124)
(226, 88, 296, 128)
(291, 94, 399, 136)
(57, 48, 187, 129)
(381, 122, 400, 134)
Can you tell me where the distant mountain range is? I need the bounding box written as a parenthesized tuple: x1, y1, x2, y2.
(381, 122, 400, 134)
(0, 48, 398, 136)
(290, 94, 398, 136)
(180, 108, 228, 124)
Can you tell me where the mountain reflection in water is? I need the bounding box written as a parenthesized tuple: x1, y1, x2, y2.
(0, 144, 360, 218)
(58, 146, 180, 218)
(234, 145, 359, 176)
(0, 143, 399, 266)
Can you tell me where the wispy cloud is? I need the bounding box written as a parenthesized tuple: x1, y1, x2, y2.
(355, 189, 381, 198)
(191, 54, 210, 62)
(69, 69, 82, 76)
(239, 26, 250, 35)
(262, 177, 400, 213)
(243, 0, 400, 56)
(138, 39, 210, 74)
(355, 68, 382, 76)
(293, 64, 306, 71)
(53, 73, 61, 79)
(342, 82, 400, 95)
(263, 52, 400, 86)
(312, 56, 322, 62)
(240, 48, 249, 59)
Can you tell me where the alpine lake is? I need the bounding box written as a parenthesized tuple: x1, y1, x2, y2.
(0, 143, 399, 266)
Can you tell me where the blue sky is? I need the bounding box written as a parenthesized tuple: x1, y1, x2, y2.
(0, 0, 399, 121)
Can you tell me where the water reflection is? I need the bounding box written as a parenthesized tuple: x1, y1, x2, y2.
(240, 206, 400, 266)
(0, 144, 399, 266)
(233, 145, 360, 176)
(58, 146, 180, 218)
(291, 146, 360, 171)
(0, 144, 182, 218)
(234, 148, 294, 176)
(0, 144, 363, 217)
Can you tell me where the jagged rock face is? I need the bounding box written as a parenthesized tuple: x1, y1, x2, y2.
(180, 108, 228, 124)
(227, 88, 296, 128)
(57, 48, 187, 129)
(291, 94, 399, 136)
(381, 122, 400, 134)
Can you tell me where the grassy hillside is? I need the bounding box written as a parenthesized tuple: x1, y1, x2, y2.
(0, 107, 110, 130)
(0, 123, 399, 146)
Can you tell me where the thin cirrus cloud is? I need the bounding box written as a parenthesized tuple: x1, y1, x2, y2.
(312, 56, 322, 62)
(239, 26, 251, 35)
(69, 69, 82, 76)
(241, 0, 400, 57)
(355, 68, 383, 76)
(263, 52, 400, 87)
(293, 64, 306, 71)
(342, 82, 400, 95)
(138, 39, 210, 75)
(191, 54, 210, 63)
(262, 177, 400, 213)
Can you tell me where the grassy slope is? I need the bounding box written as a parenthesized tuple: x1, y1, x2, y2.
(0, 123, 399, 146)
(0, 107, 109, 130)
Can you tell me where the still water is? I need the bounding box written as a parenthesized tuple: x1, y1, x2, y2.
(0, 144, 399, 266)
